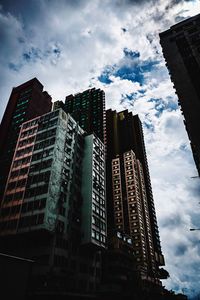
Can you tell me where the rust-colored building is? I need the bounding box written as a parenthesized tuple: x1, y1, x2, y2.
(106, 109, 165, 285)
(0, 78, 52, 202)
(111, 151, 157, 278)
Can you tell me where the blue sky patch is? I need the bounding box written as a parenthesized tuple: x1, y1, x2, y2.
(98, 69, 113, 84)
(148, 97, 178, 117)
(123, 48, 140, 59)
(143, 116, 155, 132)
(98, 48, 160, 86)
(23, 47, 42, 62)
(138, 89, 146, 94)
(114, 65, 144, 83)
(23, 52, 31, 61)
(120, 92, 138, 105)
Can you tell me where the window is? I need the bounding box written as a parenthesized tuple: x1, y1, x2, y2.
(27, 171, 50, 186)
(36, 128, 56, 142)
(18, 136, 35, 147)
(136, 258, 141, 262)
(18, 213, 44, 228)
(32, 148, 54, 161)
(13, 156, 31, 167)
(29, 159, 52, 172)
(16, 179, 26, 188)
(34, 137, 55, 151)
(25, 184, 49, 198)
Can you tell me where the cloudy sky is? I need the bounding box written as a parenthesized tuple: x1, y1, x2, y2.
(0, 0, 200, 298)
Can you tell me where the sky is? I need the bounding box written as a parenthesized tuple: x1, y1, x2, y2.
(0, 0, 200, 298)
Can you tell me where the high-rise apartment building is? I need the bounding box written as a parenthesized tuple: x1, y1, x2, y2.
(0, 78, 52, 201)
(106, 109, 165, 282)
(54, 87, 106, 143)
(0, 108, 106, 294)
(159, 14, 200, 176)
(82, 135, 106, 247)
(111, 151, 156, 278)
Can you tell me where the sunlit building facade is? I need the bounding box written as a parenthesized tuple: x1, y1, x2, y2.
(111, 151, 156, 278)
(106, 109, 165, 284)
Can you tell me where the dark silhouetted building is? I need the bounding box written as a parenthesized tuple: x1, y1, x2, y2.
(0, 253, 34, 299)
(0, 78, 52, 201)
(106, 109, 165, 286)
(53, 88, 106, 143)
(101, 231, 139, 297)
(160, 14, 200, 176)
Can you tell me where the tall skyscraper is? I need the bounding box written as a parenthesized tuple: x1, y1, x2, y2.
(106, 109, 165, 283)
(54, 87, 106, 143)
(0, 108, 106, 295)
(159, 14, 200, 176)
(111, 151, 157, 278)
(0, 78, 52, 201)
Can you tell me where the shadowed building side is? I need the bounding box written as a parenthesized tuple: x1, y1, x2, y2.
(61, 88, 106, 144)
(0, 108, 107, 296)
(160, 14, 200, 176)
